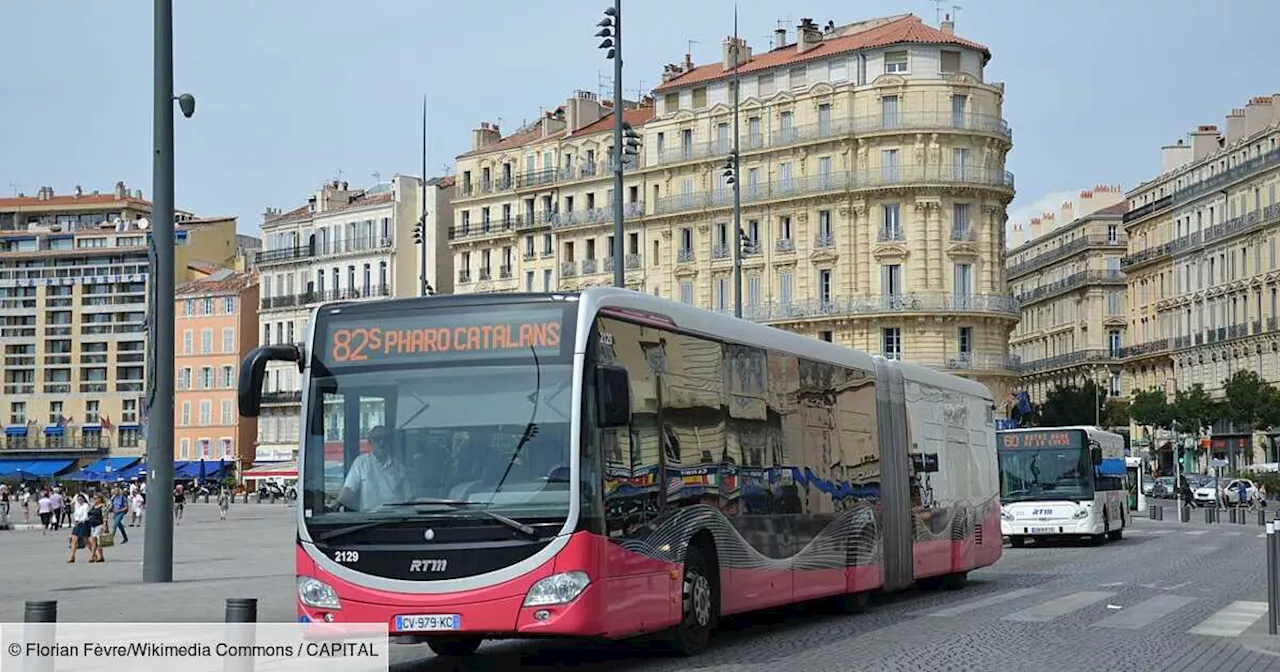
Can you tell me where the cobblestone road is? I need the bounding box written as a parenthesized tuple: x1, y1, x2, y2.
(3, 504, 1279, 670)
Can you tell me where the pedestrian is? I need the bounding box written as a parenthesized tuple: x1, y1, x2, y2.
(20, 488, 30, 524)
(217, 488, 230, 521)
(0, 484, 10, 527)
(67, 494, 90, 563)
(36, 490, 52, 535)
(49, 488, 64, 531)
(130, 488, 144, 527)
(173, 484, 185, 525)
(108, 487, 129, 544)
(86, 494, 107, 563)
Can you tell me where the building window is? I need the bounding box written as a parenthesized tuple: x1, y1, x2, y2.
(1107, 224, 1119, 244)
(881, 95, 899, 129)
(818, 330, 833, 342)
(779, 271, 794, 306)
(199, 328, 213, 354)
(181, 402, 191, 427)
(222, 296, 236, 314)
(957, 326, 973, 356)
(525, 271, 535, 291)
(881, 204, 902, 240)
(221, 400, 233, 426)
(1108, 329, 1122, 356)
(221, 327, 235, 353)
(679, 281, 694, 305)
(818, 269, 832, 304)
(884, 51, 908, 74)
(180, 438, 190, 460)
(85, 400, 100, 424)
(182, 329, 193, 355)
(882, 327, 902, 359)
(940, 50, 961, 74)
(220, 365, 235, 388)
(881, 264, 903, 296)
(1109, 371, 1122, 397)
(747, 274, 761, 307)
(715, 277, 729, 311)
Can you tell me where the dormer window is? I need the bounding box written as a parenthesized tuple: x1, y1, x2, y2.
(884, 51, 908, 74)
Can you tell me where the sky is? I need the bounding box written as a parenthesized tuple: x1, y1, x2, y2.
(3, 0, 1277, 238)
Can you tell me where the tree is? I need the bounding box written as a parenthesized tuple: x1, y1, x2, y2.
(1103, 398, 1130, 429)
(1169, 383, 1218, 435)
(1128, 389, 1171, 431)
(1034, 380, 1107, 427)
(1221, 370, 1280, 432)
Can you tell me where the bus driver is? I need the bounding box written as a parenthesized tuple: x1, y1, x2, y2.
(336, 425, 408, 511)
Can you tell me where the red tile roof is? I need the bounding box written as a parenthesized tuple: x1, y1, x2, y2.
(176, 269, 257, 297)
(570, 105, 656, 136)
(653, 14, 989, 92)
(264, 191, 395, 227)
(457, 124, 548, 159)
(0, 193, 148, 210)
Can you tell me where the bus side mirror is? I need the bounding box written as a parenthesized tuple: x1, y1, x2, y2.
(238, 345, 302, 418)
(1090, 444, 1103, 466)
(596, 365, 632, 429)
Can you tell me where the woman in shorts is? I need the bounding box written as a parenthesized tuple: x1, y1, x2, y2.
(68, 493, 91, 563)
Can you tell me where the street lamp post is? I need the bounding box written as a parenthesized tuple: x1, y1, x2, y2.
(729, 7, 743, 318)
(145, 0, 195, 584)
(413, 96, 434, 297)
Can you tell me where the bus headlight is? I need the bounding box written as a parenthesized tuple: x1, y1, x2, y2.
(1072, 508, 1089, 519)
(523, 571, 591, 607)
(1000, 509, 1014, 521)
(298, 576, 342, 609)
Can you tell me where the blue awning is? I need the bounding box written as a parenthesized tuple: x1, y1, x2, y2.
(0, 459, 76, 478)
(43, 426, 64, 436)
(4, 426, 28, 437)
(65, 457, 143, 482)
(118, 424, 139, 430)
(175, 461, 229, 480)
(111, 462, 147, 481)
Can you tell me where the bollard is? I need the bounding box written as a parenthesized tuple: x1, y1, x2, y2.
(1261, 510, 1269, 526)
(23, 600, 57, 672)
(1150, 504, 1160, 520)
(1239, 508, 1248, 525)
(1269, 524, 1278, 635)
(1180, 503, 1191, 523)
(224, 598, 258, 672)
(1230, 508, 1238, 524)
(1205, 508, 1213, 524)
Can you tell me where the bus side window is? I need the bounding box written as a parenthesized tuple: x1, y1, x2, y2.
(597, 317, 662, 539)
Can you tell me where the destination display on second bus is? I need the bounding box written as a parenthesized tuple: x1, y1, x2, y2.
(1000, 430, 1084, 450)
(319, 306, 564, 367)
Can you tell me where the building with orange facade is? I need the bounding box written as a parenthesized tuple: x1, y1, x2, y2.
(173, 270, 260, 480)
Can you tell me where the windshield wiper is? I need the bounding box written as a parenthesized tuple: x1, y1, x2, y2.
(315, 517, 419, 543)
(379, 499, 538, 538)
(486, 344, 543, 504)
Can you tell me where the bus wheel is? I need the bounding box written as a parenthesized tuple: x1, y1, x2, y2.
(426, 636, 482, 657)
(1106, 528, 1123, 541)
(1009, 536, 1026, 548)
(834, 590, 870, 614)
(939, 571, 968, 591)
(668, 544, 716, 656)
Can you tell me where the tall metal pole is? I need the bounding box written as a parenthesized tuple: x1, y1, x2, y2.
(145, 0, 176, 583)
(731, 5, 743, 318)
(611, 0, 625, 288)
(420, 96, 429, 296)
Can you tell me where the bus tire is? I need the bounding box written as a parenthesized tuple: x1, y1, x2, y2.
(1106, 528, 1123, 541)
(426, 636, 482, 657)
(939, 571, 968, 591)
(834, 590, 870, 615)
(1009, 536, 1027, 548)
(668, 543, 716, 656)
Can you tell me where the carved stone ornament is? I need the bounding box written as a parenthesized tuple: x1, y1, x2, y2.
(811, 248, 839, 265)
(873, 244, 909, 260)
(661, 229, 673, 240)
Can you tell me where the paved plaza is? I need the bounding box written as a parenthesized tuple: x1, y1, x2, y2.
(3, 504, 1280, 670)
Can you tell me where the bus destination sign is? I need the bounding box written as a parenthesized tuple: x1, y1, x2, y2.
(1000, 430, 1084, 450)
(320, 306, 564, 367)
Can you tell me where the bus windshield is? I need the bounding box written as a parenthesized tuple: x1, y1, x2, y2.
(300, 301, 576, 531)
(998, 447, 1094, 503)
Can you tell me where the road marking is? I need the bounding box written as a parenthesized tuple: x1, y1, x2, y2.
(918, 588, 1043, 617)
(1146, 529, 1172, 536)
(1003, 591, 1115, 623)
(1188, 601, 1269, 637)
(1098, 582, 1126, 587)
(1222, 531, 1244, 537)
(1091, 595, 1198, 630)
(1184, 530, 1209, 536)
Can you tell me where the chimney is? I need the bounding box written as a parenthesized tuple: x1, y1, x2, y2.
(774, 26, 786, 49)
(74, 185, 83, 198)
(1245, 96, 1273, 137)
(1079, 189, 1094, 215)
(796, 18, 823, 53)
(1091, 184, 1124, 211)
(1225, 108, 1246, 145)
(565, 90, 603, 133)
(722, 35, 751, 70)
(1061, 200, 1075, 224)
(114, 181, 127, 199)
(940, 13, 955, 35)
(471, 122, 501, 151)
(1011, 223, 1024, 248)
(134, 189, 143, 200)
(1161, 139, 1193, 173)
(1041, 212, 1056, 231)
(1191, 125, 1220, 160)
(1029, 216, 1043, 241)
(684, 53, 693, 71)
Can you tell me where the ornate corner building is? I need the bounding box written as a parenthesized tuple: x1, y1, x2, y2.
(449, 13, 1019, 406)
(1121, 95, 1280, 466)
(1006, 189, 1128, 403)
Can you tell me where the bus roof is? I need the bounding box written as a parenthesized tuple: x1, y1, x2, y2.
(998, 426, 1123, 439)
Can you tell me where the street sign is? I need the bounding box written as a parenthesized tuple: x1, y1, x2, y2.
(1210, 458, 1229, 469)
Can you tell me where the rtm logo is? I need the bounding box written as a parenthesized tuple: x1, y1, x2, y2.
(409, 559, 448, 573)
(1031, 509, 1054, 517)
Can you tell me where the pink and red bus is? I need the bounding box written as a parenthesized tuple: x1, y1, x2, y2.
(238, 289, 1002, 657)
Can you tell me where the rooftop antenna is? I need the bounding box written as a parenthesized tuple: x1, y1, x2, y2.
(687, 39, 701, 55)
(636, 79, 646, 102)
(7, 182, 20, 196)
(372, 171, 381, 184)
(952, 5, 963, 22)
(932, 0, 945, 25)
(334, 169, 345, 183)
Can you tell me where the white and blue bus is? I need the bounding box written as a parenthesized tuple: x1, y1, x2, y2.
(997, 426, 1127, 546)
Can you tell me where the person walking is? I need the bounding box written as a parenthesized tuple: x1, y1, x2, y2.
(68, 494, 90, 563)
(130, 488, 144, 527)
(49, 488, 65, 531)
(108, 487, 129, 544)
(216, 488, 230, 521)
(173, 484, 185, 526)
(36, 490, 52, 535)
(86, 494, 107, 563)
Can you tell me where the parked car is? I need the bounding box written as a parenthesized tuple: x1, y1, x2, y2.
(1192, 477, 1259, 507)
(1153, 476, 1177, 498)
(1142, 476, 1156, 496)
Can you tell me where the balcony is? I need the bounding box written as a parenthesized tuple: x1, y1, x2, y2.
(449, 216, 520, 241)
(560, 261, 578, 278)
(1015, 269, 1125, 304)
(261, 391, 301, 405)
(814, 233, 836, 249)
(262, 285, 391, 310)
(652, 166, 1014, 216)
(580, 259, 598, 275)
(625, 254, 643, 270)
(1118, 338, 1172, 359)
(719, 292, 1020, 322)
(1017, 349, 1119, 374)
(458, 270, 472, 283)
(455, 161, 641, 200)
(1122, 194, 1173, 224)
(652, 111, 1012, 166)
(1, 438, 112, 455)
(499, 264, 513, 279)
(676, 248, 696, 263)
(943, 352, 1022, 373)
(550, 202, 646, 230)
(254, 237, 395, 266)
(1006, 234, 1125, 278)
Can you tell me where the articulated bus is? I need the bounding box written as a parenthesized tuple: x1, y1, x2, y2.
(238, 289, 1002, 657)
(997, 426, 1128, 546)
